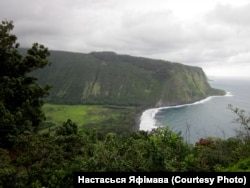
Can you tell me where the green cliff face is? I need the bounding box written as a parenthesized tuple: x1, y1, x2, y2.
(155, 63, 225, 107)
(31, 50, 225, 107)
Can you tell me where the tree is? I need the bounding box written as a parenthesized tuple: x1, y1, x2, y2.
(0, 20, 51, 148)
(55, 119, 78, 136)
(228, 104, 250, 139)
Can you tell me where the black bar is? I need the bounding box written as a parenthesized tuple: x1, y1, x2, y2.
(73, 172, 250, 188)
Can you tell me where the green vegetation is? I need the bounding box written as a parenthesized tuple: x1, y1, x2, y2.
(0, 20, 51, 149)
(1, 111, 250, 187)
(43, 104, 109, 128)
(1, 20, 250, 188)
(41, 103, 138, 136)
(26, 47, 225, 108)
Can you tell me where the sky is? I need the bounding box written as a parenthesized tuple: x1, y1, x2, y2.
(1, 0, 250, 78)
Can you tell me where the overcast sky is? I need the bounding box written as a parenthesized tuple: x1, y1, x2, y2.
(1, 0, 250, 78)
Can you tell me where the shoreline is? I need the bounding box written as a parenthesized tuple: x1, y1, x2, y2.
(139, 91, 232, 132)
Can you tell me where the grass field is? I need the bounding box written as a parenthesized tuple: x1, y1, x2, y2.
(41, 103, 138, 135)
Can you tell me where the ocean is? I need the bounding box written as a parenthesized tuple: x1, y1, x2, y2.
(139, 76, 250, 144)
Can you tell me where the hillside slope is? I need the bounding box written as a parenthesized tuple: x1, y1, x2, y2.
(29, 50, 225, 107)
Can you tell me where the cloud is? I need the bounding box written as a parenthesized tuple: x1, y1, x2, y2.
(206, 3, 250, 26)
(1, 0, 250, 77)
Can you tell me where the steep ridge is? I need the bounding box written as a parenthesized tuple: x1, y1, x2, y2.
(29, 50, 225, 107)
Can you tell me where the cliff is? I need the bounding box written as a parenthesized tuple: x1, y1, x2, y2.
(29, 50, 225, 107)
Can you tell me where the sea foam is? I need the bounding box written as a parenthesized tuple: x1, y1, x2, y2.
(139, 91, 232, 131)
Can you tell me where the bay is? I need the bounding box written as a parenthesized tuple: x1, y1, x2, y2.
(139, 76, 250, 144)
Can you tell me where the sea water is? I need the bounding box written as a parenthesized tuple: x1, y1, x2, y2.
(139, 76, 250, 144)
